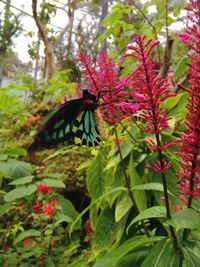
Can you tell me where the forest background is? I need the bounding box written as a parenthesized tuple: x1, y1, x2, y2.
(1, 0, 200, 267)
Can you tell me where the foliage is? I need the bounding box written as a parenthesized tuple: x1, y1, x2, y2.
(1, 0, 200, 267)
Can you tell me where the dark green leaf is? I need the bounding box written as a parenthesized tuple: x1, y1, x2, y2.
(132, 182, 174, 196)
(127, 206, 166, 233)
(167, 208, 200, 229)
(93, 236, 163, 267)
(0, 159, 32, 179)
(9, 176, 34, 185)
(4, 184, 37, 202)
(45, 257, 56, 267)
(115, 192, 132, 222)
(94, 207, 118, 251)
(41, 178, 65, 188)
(141, 238, 180, 267)
(56, 194, 79, 223)
(87, 152, 106, 200)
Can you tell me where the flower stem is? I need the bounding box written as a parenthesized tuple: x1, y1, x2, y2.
(155, 134, 178, 248)
(113, 123, 150, 237)
(182, 150, 197, 241)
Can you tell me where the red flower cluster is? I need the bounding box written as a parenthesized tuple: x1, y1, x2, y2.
(32, 200, 60, 218)
(25, 116, 40, 128)
(22, 238, 35, 246)
(176, 0, 200, 200)
(42, 201, 60, 218)
(37, 184, 52, 194)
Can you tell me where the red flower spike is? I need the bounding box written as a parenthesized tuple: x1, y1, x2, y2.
(123, 35, 176, 173)
(77, 51, 138, 123)
(176, 0, 200, 200)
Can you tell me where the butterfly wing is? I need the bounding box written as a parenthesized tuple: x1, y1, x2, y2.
(73, 110, 101, 146)
(29, 98, 101, 150)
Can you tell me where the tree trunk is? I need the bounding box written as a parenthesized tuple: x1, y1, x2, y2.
(32, 0, 54, 80)
(100, 0, 109, 52)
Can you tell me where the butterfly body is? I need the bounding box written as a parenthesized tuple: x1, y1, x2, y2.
(29, 90, 102, 150)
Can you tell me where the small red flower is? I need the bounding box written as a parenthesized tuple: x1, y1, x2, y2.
(42, 204, 54, 218)
(32, 202, 42, 213)
(85, 219, 92, 236)
(36, 169, 43, 175)
(25, 123, 31, 127)
(51, 239, 57, 246)
(37, 184, 52, 194)
(22, 239, 35, 246)
(42, 200, 60, 218)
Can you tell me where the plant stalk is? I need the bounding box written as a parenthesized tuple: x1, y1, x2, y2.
(113, 123, 150, 237)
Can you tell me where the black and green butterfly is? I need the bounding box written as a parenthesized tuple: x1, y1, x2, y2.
(29, 90, 103, 150)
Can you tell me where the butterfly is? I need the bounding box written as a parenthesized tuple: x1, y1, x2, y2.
(29, 90, 103, 150)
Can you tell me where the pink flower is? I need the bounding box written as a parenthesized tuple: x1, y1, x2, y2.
(37, 184, 52, 194)
(77, 51, 136, 123)
(176, 0, 200, 201)
(123, 36, 176, 173)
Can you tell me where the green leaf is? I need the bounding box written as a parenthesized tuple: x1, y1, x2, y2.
(131, 183, 174, 196)
(2, 148, 27, 157)
(94, 207, 119, 251)
(69, 187, 127, 235)
(162, 93, 186, 111)
(141, 238, 180, 267)
(129, 153, 147, 212)
(167, 208, 200, 229)
(14, 229, 41, 244)
(4, 184, 37, 202)
(127, 206, 166, 233)
(45, 257, 56, 267)
(102, 10, 123, 26)
(117, 250, 147, 267)
(56, 214, 72, 224)
(174, 55, 191, 78)
(56, 194, 79, 223)
(93, 236, 163, 267)
(41, 178, 66, 188)
(0, 153, 8, 160)
(0, 159, 32, 179)
(87, 152, 106, 200)
(106, 140, 134, 170)
(67, 257, 89, 267)
(8, 176, 34, 185)
(115, 192, 132, 222)
(0, 202, 13, 216)
(182, 243, 200, 267)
